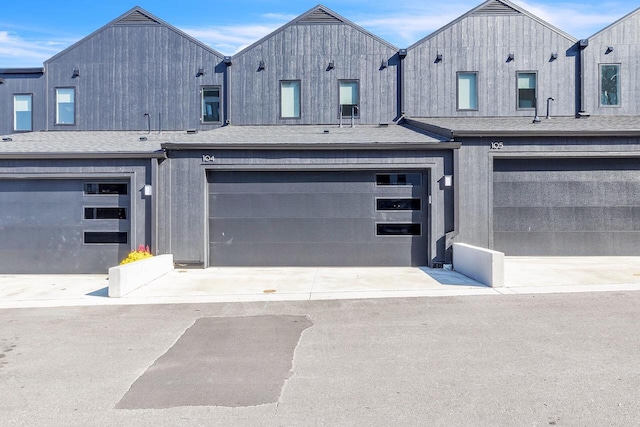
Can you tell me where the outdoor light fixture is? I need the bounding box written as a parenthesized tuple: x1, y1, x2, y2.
(606, 46, 614, 54)
(196, 67, 205, 77)
(444, 175, 453, 187)
(72, 67, 80, 78)
(327, 60, 335, 70)
(550, 52, 558, 61)
(398, 49, 407, 58)
(258, 60, 265, 71)
(223, 56, 232, 65)
(435, 53, 443, 63)
(507, 53, 515, 62)
(380, 59, 387, 69)
(143, 185, 153, 197)
(0, 77, 4, 84)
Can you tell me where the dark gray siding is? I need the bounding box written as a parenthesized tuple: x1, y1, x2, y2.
(0, 158, 153, 272)
(45, 25, 224, 131)
(159, 149, 451, 267)
(0, 73, 45, 135)
(404, 13, 578, 117)
(229, 23, 398, 125)
(582, 10, 640, 115)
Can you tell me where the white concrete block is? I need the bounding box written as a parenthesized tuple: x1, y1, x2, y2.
(108, 254, 174, 297)
(453, 243, 504, 288)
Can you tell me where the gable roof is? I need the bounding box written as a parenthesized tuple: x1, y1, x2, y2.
(408, 0, 576, 51)
(233, 4, 397, 58)
(45, 6, 224, 64)
(588, 6, 640, 40)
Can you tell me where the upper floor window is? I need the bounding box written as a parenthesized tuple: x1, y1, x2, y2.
(600, 64, 620, 107)
(280, 80, 301, 119)
(55, 87, 75, 125)
(201, 86, 220, 123)
(517, 72, 537, 109)
(13, 94, 32, 132)
(339, 80, 359, 118)
(457, 72, 478, 110)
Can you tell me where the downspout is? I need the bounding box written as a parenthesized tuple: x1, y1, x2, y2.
(445, 147, 459, 265)
(223, 56, 232, 125)
(397, 49, 407, 121)
(577, 39, 590, 117)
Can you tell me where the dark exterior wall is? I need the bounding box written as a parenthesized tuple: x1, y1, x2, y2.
(582, 11, 640, 115)
(158, 149, 451, 266)
(0, 73, 45, 135)
(229, 23, 399, 125)
(405, 14, 577, 117)
(0, 158, 153, 251)
(455, 136, 640, 250)
(45, 25, 224, 131)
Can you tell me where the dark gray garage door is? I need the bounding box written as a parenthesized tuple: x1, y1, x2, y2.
(0, 179, 130, 273)
(493, 158, 640, 256)
(208, 170, 429, 266)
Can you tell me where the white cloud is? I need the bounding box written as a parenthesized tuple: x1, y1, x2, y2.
(181, 23, 285, 54)
(0, 31, 65, 66)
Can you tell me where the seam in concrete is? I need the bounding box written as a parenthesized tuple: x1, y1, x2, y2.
(114, 318, 197, 410)
(275, 315, 314, 412)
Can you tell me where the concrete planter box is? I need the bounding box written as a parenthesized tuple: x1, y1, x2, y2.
(108, 254, 174, 297)
(453, 243, 504, 288)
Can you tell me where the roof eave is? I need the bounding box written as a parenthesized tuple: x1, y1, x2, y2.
(0, 151, 166, 160)
(162, 142, 460, 150)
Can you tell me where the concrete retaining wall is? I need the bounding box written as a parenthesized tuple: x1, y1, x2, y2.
(453, 243, 504, 288)
(108, 254, 174, 297)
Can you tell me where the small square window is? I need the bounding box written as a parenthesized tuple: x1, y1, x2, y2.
(600, 64, 620, 107)
(457, 72, 478, 110)
(201, 86, 220, 123)
(56, 87, 75, 125)
(280, 80, 301, 119)
(517, 72, 537, 109)
(339, 80, 359, 117)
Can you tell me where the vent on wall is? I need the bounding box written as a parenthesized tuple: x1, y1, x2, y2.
(472, 0, 520, 15)
(299, 9, 343, 24)
(115, 11, 160, 25)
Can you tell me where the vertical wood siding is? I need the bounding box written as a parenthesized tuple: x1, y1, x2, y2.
(229, 24, 398, 125)
(404, 15, 578, 117)
(0, 74, 45, 134)
(45, 25, 224, 131)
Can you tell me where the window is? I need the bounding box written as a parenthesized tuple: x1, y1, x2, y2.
(201, 86, 220, 123)
(457, 72, 478, 110)
(84, 183, 128, 195)
(13, 94, 32, 131)
(84, 232, 128, 244)
(55, 87, 75, 125)
(376, 224, 421, 236)
(376, 198, 421, 211)
(339, 80, 359, 117)
(600, 64, 620, 106)
(280, 80, 301, 118)
(376, 173, 422, 186)
(84, 207, 127, 220)
(517, 72, 536, 109)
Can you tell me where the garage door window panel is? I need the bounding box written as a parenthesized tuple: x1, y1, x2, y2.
(84, 183, 128, 195)
(376, 173, 422, 186)
(84, 232, 128, 244)
(376, 198, 421, 211)
(84, 207, 127, 220)
(376, 223, 421, 236)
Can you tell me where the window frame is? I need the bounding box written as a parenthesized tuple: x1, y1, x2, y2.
(55, 87, 76, 126)
(516, 71, 537, 110)
(13, 93, 33, 132)
(599, 63, 621, 108)
(456, 71, 478, 111)
(279, 80, 301, 119)
(338, 79, 359, 118)
(200, 85, 222, 124)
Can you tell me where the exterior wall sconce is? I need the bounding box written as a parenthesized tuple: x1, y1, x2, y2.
(507, 53, 515, 62)
(550, 52, 558, 61)
(327, 60, 335, 70)
(606, 46, 614, 54)
(223, 56, 232, 66)
(0, 77, 4, 84)
(258, 60, 265, 71)
(196, 67, 205, 77)
(143, 185, 153, 197)
(444, 175, 453, 187)
(72, 67, 80, 78)
(380, 59, 387, 69)
(435, 53, 443, 63)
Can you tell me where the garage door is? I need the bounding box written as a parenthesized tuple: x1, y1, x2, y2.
(493, 158, 640, 255)
(208, 170, 429, 266)
(0, 179, 131, 273)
